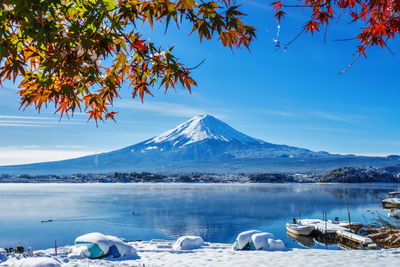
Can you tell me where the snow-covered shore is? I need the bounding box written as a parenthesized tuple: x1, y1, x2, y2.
(2, 239, 400, 267)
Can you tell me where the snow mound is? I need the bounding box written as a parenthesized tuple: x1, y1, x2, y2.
(74, 232, 138, 258)
(233, 230, 285, 251)
(251, 232, 275, 250)
(267, 239, 286, 250)
(0, 248, 7, 263)
(68, 245, 91, 259)
(173, 236, 204, 250)
(10, 257, 61, 267)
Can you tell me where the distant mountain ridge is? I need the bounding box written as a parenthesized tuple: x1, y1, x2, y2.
(0, 115, 399, 175)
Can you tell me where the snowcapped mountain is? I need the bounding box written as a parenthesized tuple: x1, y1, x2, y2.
(127, 114, 323, 161)
(1, 115, 399, 174)
(146, 114, 263, 146)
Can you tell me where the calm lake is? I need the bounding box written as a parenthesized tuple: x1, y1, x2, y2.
(0, 183, 399, 250)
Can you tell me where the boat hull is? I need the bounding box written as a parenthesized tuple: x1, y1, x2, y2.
(382, 199, 400, 208)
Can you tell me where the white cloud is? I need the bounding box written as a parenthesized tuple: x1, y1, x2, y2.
(260, 108, 365, 125)
(0, 114, 82, 127)
(0, 146, 100, 166)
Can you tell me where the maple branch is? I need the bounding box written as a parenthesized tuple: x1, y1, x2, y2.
(336, 8, 344, 23)
(284, 26, 306, 48)
(384, 43, 395, 56)
(337, 53, 361, 75)
(187, 58, 206, 70)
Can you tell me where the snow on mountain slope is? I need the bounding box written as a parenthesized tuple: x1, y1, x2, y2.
(146, 115, 263, 147)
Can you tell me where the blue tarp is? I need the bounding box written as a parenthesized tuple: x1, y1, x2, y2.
(75, 242, 104, 259)
(105, 245, 121, 258)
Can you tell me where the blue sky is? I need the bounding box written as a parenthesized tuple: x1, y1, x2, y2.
(1, 1, 400, 165)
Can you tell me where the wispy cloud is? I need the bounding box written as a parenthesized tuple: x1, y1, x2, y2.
(262, 109, 297, 117)
(54, 145, 87, 149)
(0, 115, 53, 120)
(311, 111, 366, 124)
(260, 108, 366, 125)
(0, 114, 82, 127)
(116, 100, 227, 119)
(0, 146, 100, 166)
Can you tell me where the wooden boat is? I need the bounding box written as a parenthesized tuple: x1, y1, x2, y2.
(382, 192, 400, 208)
(286, 223, 314, 236)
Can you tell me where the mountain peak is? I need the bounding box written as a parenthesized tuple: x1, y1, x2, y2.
(145, 114, 261, 147)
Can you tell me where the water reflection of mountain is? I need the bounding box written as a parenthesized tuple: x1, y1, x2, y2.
(0, 184, 397, 249)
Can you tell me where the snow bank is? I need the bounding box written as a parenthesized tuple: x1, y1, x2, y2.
(2, 240, 400, 266)
(133, 240, 400, 267)
(173, 236, 204, 250)
(251, 233, 275, 250)
(74, 232, 138, 258)
(7, 257, 61, 267)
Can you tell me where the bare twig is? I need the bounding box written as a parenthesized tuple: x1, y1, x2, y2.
(282, 5, 311, 7)
(337, 53, 361, 75)
(384, 43, 395, 55)
(187, 58, 206, 70)
(336, 9, 344, 23)
(284, 26, 306, 48)
(334, 37, 357, 41)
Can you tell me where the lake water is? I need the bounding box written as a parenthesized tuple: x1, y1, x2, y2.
(0, 183, 399, 250)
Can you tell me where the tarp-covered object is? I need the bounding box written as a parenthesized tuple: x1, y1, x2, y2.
(0, 249, 7, 263)
(74, 242, 104, 259)
(232, 230, 285, 251)
(69, 232, 138, 259)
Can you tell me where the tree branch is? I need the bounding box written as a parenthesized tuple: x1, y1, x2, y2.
(337, 53, 361, 75)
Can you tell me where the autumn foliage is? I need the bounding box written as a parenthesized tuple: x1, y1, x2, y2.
(1, 1, 398, 123)
(0, 0, 255, 123)
(271, 0, 400, 71)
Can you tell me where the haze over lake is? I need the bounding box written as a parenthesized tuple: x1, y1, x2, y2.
(0, 183, 399, 251)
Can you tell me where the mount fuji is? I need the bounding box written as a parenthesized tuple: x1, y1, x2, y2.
(1, 115, 399, 174)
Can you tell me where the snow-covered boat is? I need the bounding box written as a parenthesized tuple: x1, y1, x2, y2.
(286, 223, 314, 236)
(382, 192, 400, 208)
